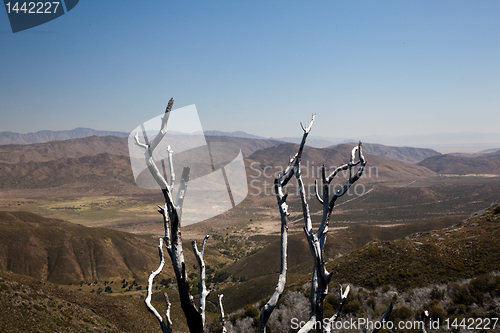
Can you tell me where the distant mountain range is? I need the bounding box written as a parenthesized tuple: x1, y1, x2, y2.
(204, 130, 264, 140)
(0, 136, 444, 195)
(1, 128, 499, 182)
(0, 128, 129, 145)
(2, 128, 499, 153)
(247, 143, 438, 182)
(0, 128, 335, 148)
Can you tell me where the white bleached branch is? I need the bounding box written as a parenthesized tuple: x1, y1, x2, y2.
(288, 118, 367, 332)
(141, 98, 204, 333)
(192, 235, 210, 327)
(149, 98, 174, 153)
(257, 115, 315, 332)
(219, 294, 228, 333)
(324, 285, 350, 333)
(145, 238, 172, 333)
(420, 310, 429, 333)
(167, 145, 175, 191)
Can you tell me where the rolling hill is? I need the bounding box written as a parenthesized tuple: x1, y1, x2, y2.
(351, 142, 441, 164)
(203, 204, 500, 315)
(0, 153, 136, 193)
(417, 153, 500, 175)
(0, 134, 281, 165)
(0, 211, 162, 284)
(0, 138, 440, 196)
(328, 203, 500, 290)
(484, 149, 500, 160)
(0, 136, 129, 164)
(247, 142, 437, 182)
(203, 215, 464, 313)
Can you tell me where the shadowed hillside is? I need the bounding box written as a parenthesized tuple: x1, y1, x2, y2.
(328, 203, 500, 290)
(202, 215, 463, 314)
(218, 215, 464, 282)
(483, 149, 500, 160)
(0, 211, 163, 284)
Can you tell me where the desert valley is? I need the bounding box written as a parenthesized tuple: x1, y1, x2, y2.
(0, 128, 499, 332)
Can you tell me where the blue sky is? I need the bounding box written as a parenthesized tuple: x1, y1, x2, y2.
(0, 0, 499, 140)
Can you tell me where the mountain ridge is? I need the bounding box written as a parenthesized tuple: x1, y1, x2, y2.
(0, 128, 129, 145)
(343, 142, 441, 164)
(418, 152, 500, 175)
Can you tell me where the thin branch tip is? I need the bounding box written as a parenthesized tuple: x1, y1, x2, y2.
(166, 98, 174, 113)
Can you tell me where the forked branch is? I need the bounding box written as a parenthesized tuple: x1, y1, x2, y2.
(258, 114, 315, 333)
(324, 285, 350, 333)
(139, 98, 204, 333)
(289, 118, 368, 333)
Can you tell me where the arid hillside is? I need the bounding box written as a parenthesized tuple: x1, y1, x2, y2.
(343, 142, 441, 164)
(418, 153, 500, 175)
(0, 211, 162, 284)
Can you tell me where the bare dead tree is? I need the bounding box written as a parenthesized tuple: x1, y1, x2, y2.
(138, 97, 294, 333)
(257, 115, 315, 332)
(281, 118, 394, 333)
(135, 98, 209, 333)
(138, 102, 384, 333)
(256, 115, 360, 333)
(279, 115, 366, 333)
(192, 235, 210, 326)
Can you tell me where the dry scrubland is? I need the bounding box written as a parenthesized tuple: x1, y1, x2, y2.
(0, 135, 500, 332)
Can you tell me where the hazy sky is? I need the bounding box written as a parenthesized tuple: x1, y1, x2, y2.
(1, 0, 499, 139)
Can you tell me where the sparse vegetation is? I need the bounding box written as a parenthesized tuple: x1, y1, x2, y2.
(2, 129, 500, 332)
(328, 204, 500, 291)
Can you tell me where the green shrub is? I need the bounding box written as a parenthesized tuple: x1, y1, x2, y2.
(213, 271, 230, 283)
(244, 304, 259, 318)
(160, 278, 172, 287)
(423, 300, 445, 322)
(243, 304, 260, 327)
(325, 294, 340, 310)
(366, 297, 377, 311)
(391, 305, 413, 322)
(343, 299, 362, 314)
(430, 287, 444, 300)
